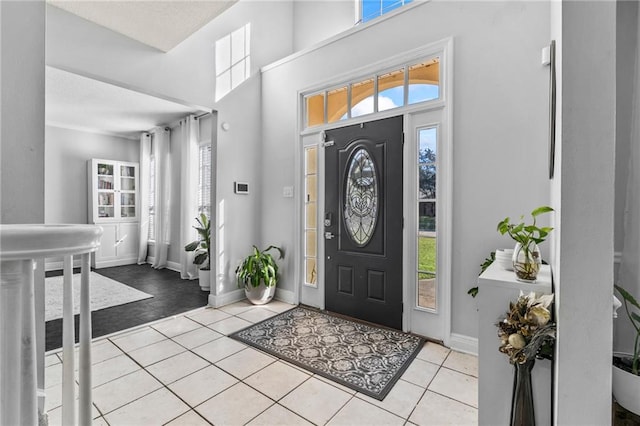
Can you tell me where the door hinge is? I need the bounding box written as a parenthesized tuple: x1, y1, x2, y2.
(402, 303, 404, 313)
(321, 130, 334, 147)
(402, 132, 405, 145)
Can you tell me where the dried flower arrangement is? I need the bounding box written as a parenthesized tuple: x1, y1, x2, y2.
(497, 291, 556, 364)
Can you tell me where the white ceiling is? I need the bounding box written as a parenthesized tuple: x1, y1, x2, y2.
(46, 66, 206, 139)
(45, 1, 231, 137)
(48, 0, 237, 52)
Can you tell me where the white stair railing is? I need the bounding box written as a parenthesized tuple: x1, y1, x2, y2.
(0, 225, 102, 425)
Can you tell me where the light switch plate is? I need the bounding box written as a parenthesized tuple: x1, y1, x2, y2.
(283, 186, 294, 198)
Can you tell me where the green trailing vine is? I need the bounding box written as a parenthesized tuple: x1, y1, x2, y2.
(468, 251, 495, 298)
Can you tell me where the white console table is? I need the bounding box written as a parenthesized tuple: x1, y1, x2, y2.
(0, 225, 102, 425)
(478, 262, 553, 426)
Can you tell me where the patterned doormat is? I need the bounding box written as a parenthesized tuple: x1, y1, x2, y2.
(229, 306, 424, 400)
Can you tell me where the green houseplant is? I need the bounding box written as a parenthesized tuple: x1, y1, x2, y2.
(468, 251, 495, 298)
(236, 245, 284, 305)
(497, 206, 553, 282)
(184, 213, 211, 291)
(613, 284, 640, 415)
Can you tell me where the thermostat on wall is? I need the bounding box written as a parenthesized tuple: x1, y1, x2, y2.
(234, 182, 249, 194)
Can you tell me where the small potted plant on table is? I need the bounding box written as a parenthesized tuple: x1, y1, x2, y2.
(184, 214, 211, 291)
(236, 245, 284, 305)
(497, 206, 554, 282)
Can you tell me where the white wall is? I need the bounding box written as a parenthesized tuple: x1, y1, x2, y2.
(261, 1, 550, 340)
(213, 76, 262, 296)
(44, 126, 139, 225)
(292, 1, 355, 52)
(1, 0, 46, 223)
(550, 2, 616, 424)
(46, 0, 294, 109)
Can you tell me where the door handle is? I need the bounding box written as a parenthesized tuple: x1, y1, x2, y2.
(324, 232, 335, 240)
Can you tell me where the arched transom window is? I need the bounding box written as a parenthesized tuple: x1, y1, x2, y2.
(304, 57, 440, 128)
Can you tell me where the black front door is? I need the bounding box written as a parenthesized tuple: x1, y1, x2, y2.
(324, 116, 403, 330)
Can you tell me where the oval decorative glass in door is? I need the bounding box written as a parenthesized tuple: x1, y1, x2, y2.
(344, 148, 378, 246)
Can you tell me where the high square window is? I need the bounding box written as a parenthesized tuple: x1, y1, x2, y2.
(216, 24, 251, 101)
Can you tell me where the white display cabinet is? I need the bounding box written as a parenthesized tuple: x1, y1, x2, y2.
(88, 159, 139, 268)
(478, 262, 553, 426)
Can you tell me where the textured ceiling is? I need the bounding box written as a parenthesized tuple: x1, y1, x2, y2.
(48, 0, 237, 52)
(46, 67, 207, 139)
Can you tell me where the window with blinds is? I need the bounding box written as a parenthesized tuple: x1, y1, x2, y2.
(199, 143, 212, 219)
(148, 156, 156, 241)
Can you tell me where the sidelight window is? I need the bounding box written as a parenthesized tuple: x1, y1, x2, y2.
(304, 146, 318, 286)
(417, 126, 437, 310)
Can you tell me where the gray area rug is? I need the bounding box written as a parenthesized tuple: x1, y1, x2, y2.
(230, 306, 424, 400)
(45, 272, 153, 321)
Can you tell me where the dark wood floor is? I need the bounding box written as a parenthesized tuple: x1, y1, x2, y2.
(45, 264, 209, 351)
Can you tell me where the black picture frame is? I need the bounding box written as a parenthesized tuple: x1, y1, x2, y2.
(549, 40, 557, 179)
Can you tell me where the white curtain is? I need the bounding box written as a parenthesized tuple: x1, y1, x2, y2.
(180, 115, 200, 279)
(137, 133, 151, 264)
(151, 127, 172, 269)
(617, 16, 640, 353)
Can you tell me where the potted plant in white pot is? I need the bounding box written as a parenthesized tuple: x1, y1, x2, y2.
(184, 213, 211, 291)
(236, 245, 284, 305)
(613, 284, 640, 416)
(497, 206, 554, 282)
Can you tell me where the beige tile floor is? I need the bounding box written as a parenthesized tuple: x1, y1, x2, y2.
(44, 301, 478, 425)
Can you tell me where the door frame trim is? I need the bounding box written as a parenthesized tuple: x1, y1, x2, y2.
(295, 38, 453, 343)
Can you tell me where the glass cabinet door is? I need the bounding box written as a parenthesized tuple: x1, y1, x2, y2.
(97, 162, 115, 218)
(120, 165, 136, 218)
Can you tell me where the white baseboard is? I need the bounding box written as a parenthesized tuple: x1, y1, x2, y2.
(449, 333, 478, 356)
(145, 257, 181, 273)
(208, 288, 246, 308)
(275, 288, 296, 305)
(94, 257, 138, 269)
(166, 261, 181, 273)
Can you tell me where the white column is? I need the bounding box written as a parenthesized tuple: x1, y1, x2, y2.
(78, 253, 92, 425)
(21, 259, 38, 425)
(61, 255, 75, 426)
(0, 0, 45, 224)
(34, 259, 46, 420)
(550, 2, 616, 424)
(0, 259, 37, 425)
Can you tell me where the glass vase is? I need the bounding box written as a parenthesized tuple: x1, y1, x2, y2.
(510, 359, 536, 426)
(512, 242, 541, 282)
